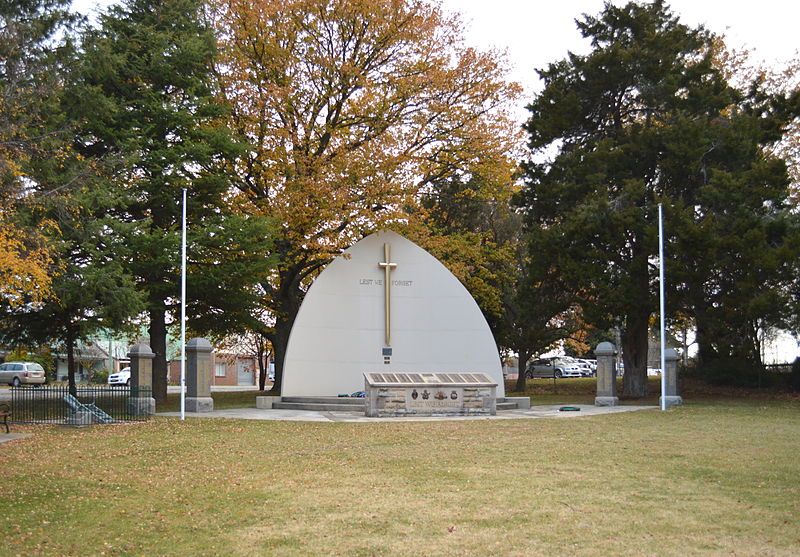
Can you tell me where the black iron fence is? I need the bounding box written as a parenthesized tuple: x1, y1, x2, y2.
(764, 363, 793, 374)
(11, 385, 152, 425)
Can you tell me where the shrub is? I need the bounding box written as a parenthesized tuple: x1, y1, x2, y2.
(89, 369, 109, 384)
(687, 357, 790, 390)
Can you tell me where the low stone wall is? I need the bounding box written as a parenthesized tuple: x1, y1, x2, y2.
(366, 382, 496, 417)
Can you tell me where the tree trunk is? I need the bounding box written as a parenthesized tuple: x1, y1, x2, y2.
(148, 305, 168, 404)
(265, 264, 305, 394)
(514, 347, 531, 393)
(621, 308, 650, 398)
(66, 324, 77, 397)
(256, 334, 267, 391)
(268, 318, 293, 394)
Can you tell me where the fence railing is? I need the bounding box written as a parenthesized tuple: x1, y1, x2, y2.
(764, 363, 793, 374)
(11, 385, 152, 425)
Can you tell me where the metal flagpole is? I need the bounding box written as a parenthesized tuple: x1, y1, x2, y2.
(659, 203, 667, 411)
(180, 189, 187, 420)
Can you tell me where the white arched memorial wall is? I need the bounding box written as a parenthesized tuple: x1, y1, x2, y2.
(281, 230, 505, 397)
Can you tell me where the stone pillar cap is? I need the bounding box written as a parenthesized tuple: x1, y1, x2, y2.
(595, 341, 617, 356)
(186, 337, 213, 353)
(128, 343, 155, 359)
(665, 347, 679, 361)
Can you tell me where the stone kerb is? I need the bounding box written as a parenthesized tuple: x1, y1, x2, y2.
(186, 337, 214, 413)
(594, 341, 618, 407)
(660, 348, 683, 408)
(128, 344, 156, 415)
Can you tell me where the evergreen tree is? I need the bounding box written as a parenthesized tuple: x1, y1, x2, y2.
(0, 0, 80, 305)
(69, 0, 275, 403)
(1, 187, 146, 394)
(519, 1, 799, 395)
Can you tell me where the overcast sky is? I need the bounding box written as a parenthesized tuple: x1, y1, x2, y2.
(441, 0, 800, 98)
(75, 0, 800, 119)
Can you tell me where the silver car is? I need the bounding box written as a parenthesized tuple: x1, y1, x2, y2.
(0, 361, 46, 386)
(526, 358, 583, 378)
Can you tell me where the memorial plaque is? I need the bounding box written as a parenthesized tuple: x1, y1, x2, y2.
(364, 372, 497, 417)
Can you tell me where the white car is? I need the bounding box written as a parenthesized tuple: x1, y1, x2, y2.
(564, 357, 593, 377)
(108, 367, 131, 386)
(578, 359, 597, 376)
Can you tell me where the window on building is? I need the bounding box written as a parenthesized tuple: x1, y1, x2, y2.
(215, 362, 226, 377)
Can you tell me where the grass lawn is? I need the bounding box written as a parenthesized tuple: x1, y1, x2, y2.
(1, 383, 798, 555)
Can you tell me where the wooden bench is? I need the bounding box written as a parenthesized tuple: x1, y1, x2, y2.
(0, 403, 10, 434)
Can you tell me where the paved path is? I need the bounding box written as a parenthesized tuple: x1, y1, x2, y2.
(0, 433, 31, 444)
(158, 404, 657, 423)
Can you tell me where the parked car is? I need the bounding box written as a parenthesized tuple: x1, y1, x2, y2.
(525, 358, 583, 378)
(564, 357, 593, 377)
(108, 367, 131, 386)
(0, 361, 46, 386)
(577, 358, 597, 376)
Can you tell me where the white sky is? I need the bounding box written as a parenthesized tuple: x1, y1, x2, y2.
(442, 0, 800, 99)
(75, 0, 800, 119)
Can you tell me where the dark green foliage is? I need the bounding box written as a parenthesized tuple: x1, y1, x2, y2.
(0, 0, 145, 394)
(519, 1, 799, 396)
(68, 0, 275, 402)
(1, 187, 147, 394)
(0, 0, 81, 177)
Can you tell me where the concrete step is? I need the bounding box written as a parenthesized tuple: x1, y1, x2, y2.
(272, 396, 528, 412)
(280, 396, 364, 406)
(272, 401, 365, 412)
(496, 397, 530, 410)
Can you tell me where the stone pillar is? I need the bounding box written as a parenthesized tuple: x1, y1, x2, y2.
(595, 341, 618, 406)
(186, 338, 214, 412)
(128, 344, 156, 415)
(660, 348, 683, 408)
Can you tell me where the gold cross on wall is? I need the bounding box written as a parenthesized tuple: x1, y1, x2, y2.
(378, 243, 397, 345)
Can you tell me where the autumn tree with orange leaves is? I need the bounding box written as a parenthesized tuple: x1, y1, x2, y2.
(212, 0, 522, 390)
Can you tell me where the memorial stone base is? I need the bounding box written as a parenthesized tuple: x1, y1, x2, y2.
(365, 373, 497, 417)
(186, 396, 214, 413)
(594, 396, 619, 407)
(64, 410, 95, 426)
(128, 396, 156, 416)
(660, 395, 683, 408)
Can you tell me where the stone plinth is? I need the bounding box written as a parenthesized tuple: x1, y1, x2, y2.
(187, 338, 214, 413)
(660, 348, 683, 408)
(595, 342, 618, 407)
(365, 372, 497, 417)
(256, 396, 281, 409)
(128, 344, 156, 415)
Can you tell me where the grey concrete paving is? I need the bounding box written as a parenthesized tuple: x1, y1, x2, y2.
(158, 404, 657, 423)
(0, 433, 31, 444)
